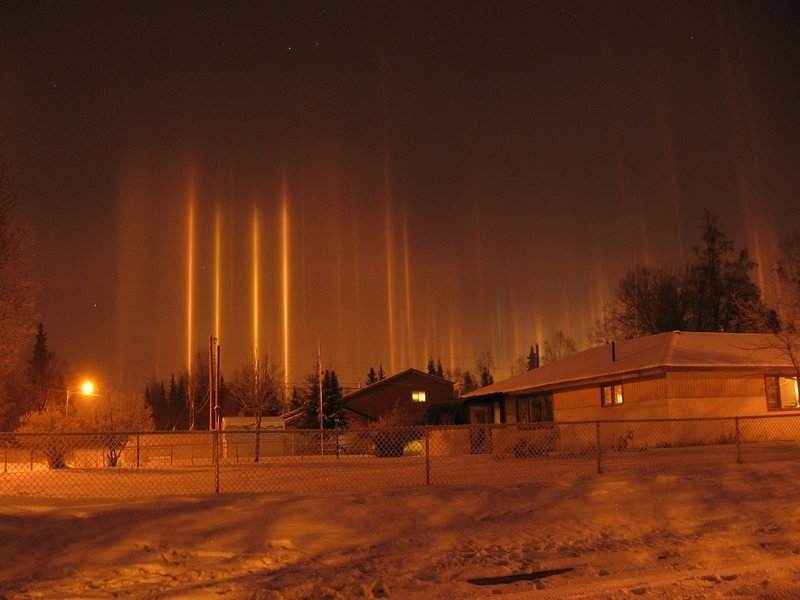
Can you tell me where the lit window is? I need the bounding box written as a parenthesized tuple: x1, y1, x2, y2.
(601, 384, 624, 407)
(766, 376, 799, 410)
(412, 391, 426, 402)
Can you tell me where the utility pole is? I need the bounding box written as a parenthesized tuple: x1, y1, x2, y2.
(208, 335, 216, 430)
(188, 384, 195, 431)
(215, 342, 221, 431)
(318, 333, 324, 456)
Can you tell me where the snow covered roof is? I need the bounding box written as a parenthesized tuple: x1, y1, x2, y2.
(466, 331, 797, 398)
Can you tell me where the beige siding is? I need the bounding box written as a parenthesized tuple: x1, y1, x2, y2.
(666, 371, 765, 399)
(554, 375, 668, 422)
(556, 387, 598, 411)
(664, 372, 772, 418)
(626, 376, 667, 403)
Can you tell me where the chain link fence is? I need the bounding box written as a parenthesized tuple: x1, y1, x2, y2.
(2, 414, 800, 498)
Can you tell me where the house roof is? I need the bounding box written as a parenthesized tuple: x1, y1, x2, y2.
(465, 331, 797, 398)
(342, 368, 453, 403)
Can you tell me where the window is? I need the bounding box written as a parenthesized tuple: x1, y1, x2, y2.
(766, 376, 799, 410)
(601, 383, 624, 407)
(516, 394, 554, 423)
(411, 390, 426, 403)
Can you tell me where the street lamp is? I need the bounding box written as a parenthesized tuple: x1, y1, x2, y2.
(65, 379, 96, 416)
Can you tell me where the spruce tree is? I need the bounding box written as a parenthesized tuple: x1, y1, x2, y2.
(302, 366, 322, 428)
(322, 369, 345, 428)
(526, 345, 540, 370)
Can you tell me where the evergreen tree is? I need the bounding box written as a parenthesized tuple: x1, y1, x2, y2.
(426, 359, 436, 376)
(1, 323, 67, 431)
(287, 385, 303, 410)
(378, 364, 385, 380)
(462, 371, 477, 395)
(366, 367, 378, 385)
(527, 345, 540, 370)
(322, 369, 345, 428)
(477, 352, 495, 387)
(144, 378, 170, 429)
(165, 373, 190, 430)
(25, 323, 64, 411)
(27, 323, 52, 396)
(301, 366, 322, 428)
(301, 366, 345, 428)
(436, 359, 444, 378)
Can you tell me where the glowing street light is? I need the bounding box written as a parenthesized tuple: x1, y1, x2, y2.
(65, 379, 96, 416)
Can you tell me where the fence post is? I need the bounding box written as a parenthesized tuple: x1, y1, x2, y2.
(596, 421, 603, 474)
(735, 417, 742, 464)
(425, 428, 431, 486)
(136, 434, 140, 467)
(214, 431, 220, 494)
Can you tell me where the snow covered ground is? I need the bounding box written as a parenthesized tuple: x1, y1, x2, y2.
(3, 461, 800, 599)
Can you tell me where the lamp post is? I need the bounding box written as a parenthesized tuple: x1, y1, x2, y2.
(65, 380, 95, 416)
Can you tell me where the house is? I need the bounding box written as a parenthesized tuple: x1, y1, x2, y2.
(342, 368, 455, 424)
(463, 331, 799, 424)
(456, 331, 799, 452)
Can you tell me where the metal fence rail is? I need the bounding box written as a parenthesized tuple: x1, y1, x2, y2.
(2, 415, 800, 498)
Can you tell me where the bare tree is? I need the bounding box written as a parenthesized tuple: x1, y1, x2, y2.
(509, 356, 528, 376)
(777, 233, 800, 334)
(732, 233, 800, 381)
(0, 143, 37, 378)
(542, 330, 577, 364)
(17, 388, 154, 468)
(228, 353, 283, 461)
(605, 264, 689, 339)
(769, 234, 800, 379)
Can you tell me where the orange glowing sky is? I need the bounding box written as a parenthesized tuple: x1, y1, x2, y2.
(1, 2, 798, 391)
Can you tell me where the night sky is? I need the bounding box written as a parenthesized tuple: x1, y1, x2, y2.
(1, 2, 798, 392)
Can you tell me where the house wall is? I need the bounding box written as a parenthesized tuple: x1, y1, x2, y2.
(552, 370, 790, 448)
(555, 375, 669, 421)
(665, 371, 768, 417)
(344, 372, 455, 424)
